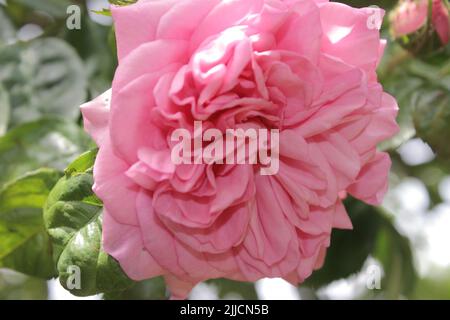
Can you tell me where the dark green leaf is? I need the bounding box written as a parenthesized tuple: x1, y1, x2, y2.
(0, 8, 16, 47)
(372, 208, 417, 299)
(304, 198, 381, 288)
(44, 153, 134, 296)
(303, 198, 417, 299)
(104, 277, 168, 300)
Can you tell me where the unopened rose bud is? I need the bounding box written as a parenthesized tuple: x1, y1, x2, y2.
(390, 0, 450, 54)
(432, 0, 450, 45)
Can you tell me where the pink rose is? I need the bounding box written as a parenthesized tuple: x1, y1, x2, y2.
(81, 0, 398, 299)
(390, 0, 449, 45)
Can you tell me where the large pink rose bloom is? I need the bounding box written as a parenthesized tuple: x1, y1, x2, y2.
(81, 0, 398, 298)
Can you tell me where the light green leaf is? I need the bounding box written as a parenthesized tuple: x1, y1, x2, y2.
(0, 38, 87, 128)
(303, 198, 417, 299)
(0, 8, 16, 47)
(0, 168, 62, 278)
(44, 153, 134, 296)
(92, 9, 112, 17)
(64, 149, 98, 177)
(108, 0, 138, 6)
(0, 118, 91, 187)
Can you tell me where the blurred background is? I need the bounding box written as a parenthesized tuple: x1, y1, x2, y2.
(0, 0, 449, 300)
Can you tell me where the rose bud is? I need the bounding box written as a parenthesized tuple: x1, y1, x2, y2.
(390, 0, 449, 54)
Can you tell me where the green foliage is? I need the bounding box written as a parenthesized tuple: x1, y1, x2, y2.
(412, 77, 450, 160)
(372, 210, 417, 299)
(379, 43, 450, 154)
(411, 270, 450, 299)
(0, 169, 62, 278)
(0, 269, 48, 300)
(305, 198, 416, 299)
(104, 277, 168, 300)
(10, 0, 72, 18)
(0, 118, 91, 187)
(305, 199, 382, 288)
(0, 38, 87, 128)
(43, 152, 134, 296)
(108, 0, 138, 6)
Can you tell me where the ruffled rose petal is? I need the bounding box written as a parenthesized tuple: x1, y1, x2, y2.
(103, 209, 163, 280)
(348, 152, 392, 205)
(80, 89, 111, 146)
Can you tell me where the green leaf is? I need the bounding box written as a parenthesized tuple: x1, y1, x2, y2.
(0, 84, 9, 136)
(0, 168, 62, 278)
(104, 277, 168, 300)
(0, 269, 48, 300)
(411, 270, 450, 299)
(304, 198, 382, 288)
(92, 9, 112, 17)
(12, 0, 72, 18)
(0, 8, 16, 47)
(0, 118, 91, 187)
(380, 49, 450, 151)
(372, 208, 417, 299)
(413, 89, 450, 159)
(378, 47, 417, 150)
(0, 38, 87, 128)
(64, 149, 98, 177)
(44, 153, 134, 296)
